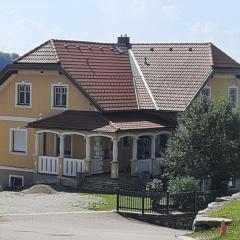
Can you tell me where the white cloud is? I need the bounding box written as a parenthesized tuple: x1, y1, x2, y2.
(160, 5, 180, 21)
(188, 21, 218, 41)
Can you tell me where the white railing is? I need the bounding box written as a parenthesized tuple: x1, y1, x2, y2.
(92, 157, 104, 174)
(63, 158, 85, 177)
(38, 156, 59, 175)
(137, 158, 151, 174)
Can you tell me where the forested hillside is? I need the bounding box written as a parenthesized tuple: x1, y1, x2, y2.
(0, 52, 19, 70)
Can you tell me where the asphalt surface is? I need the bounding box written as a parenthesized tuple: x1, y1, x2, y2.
(0, 212, 187, 240)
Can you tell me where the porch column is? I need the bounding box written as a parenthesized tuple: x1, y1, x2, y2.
(131, 136, 138, 177)
(150, 135, 156, 176)
(111, 139, 119, 179)
(85, 136, 92, 175)
(58, 135, 64, 177)
(33, 133, 40, 174)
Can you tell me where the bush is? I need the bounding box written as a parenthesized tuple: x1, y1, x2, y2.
(146, 179, 163, 192)
(168, 176, 199, 193)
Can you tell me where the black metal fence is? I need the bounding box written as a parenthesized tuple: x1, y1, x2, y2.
(116, 189, 237, 215)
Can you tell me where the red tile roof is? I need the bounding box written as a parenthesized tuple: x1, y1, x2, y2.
(28, 110, 174, 132)
(17, 40, 138, 111)
(14, 40, 240, 112)
(131, 43, 240, 111)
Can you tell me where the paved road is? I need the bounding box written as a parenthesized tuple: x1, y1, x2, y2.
(0, 212, 187, 240)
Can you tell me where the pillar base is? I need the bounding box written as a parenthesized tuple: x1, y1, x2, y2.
(131, 159, 137, 177)
(111, 161, 119, 179)
(84, 158, 92, 175)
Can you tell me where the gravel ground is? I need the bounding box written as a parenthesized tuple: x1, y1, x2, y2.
(0, 190, 100, 214)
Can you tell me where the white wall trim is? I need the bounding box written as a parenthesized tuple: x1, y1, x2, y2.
(0, 166, 33, 173)
(128, 50, 158, 110)
(15, 81, 32, 109)
(9, 174, 24, 187)
(0, 116, 37, 122)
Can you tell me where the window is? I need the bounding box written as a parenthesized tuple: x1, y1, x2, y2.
(10, 129, 27, 154)
(156, 134, 169, 158)
(52, 85, 68, 108)
(200, 86, 211, 100)
(16, 83, 31, 107)
(9, 175, 24, 187)
(229, 87, 238, 109)
(55, 135, 72, 157)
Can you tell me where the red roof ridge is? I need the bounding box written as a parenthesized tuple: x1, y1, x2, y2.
(50, 40, 60, 63)
(132, 42, 212, 46)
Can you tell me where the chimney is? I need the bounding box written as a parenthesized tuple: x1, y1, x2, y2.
(118, 34, 130, 45)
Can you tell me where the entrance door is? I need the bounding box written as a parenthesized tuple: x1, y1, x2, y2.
(92, 137, 104, 174)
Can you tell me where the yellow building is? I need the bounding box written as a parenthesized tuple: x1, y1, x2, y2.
(0, 36, 239, 189)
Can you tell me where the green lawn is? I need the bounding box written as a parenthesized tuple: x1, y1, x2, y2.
(88, 194, 116, 211)
(189, 200, 240, 240)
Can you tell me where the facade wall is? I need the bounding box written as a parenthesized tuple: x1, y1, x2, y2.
(0, 70, 95, 187)
(202, 74, 240, 107)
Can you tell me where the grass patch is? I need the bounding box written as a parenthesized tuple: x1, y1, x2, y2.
(88, 194, 116, 211)
(189, 200, 240, 240)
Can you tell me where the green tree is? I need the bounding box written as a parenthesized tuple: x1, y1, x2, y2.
(0, 51, 19, 70)
(165, 97, 240, 190)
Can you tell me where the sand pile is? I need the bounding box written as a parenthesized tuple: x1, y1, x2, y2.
(22, 184, 57, 194)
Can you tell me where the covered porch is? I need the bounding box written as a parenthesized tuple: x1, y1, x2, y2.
(29, 110, 175, 180)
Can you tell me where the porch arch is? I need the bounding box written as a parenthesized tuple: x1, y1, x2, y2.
(61, 132, 86, 138)
(36, 130, 60, 136)
(87, 133, 114, 140)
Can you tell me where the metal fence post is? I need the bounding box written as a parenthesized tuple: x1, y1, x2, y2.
(116, 191, 120, 212)
(193, 191, 197, 213)
(166, 192, 170, 214)
(142, 190, 145, 215)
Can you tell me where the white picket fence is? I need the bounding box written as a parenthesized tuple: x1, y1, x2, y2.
(38, 156, 59, 175)
(63, 158, 85, 177)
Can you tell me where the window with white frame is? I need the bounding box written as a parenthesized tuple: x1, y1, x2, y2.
(228, 87, 238, 109)
(10, 129, 27, 154)
(200, 86, 211, 100)
(52, 85, 68, 108)
(16, 83, 31, 106)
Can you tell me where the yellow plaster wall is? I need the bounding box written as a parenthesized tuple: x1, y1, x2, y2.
(0, 121, 34, 169)
(202, 74, 240, 108)
(0, 70, 95, 169)
(0, 70, 94, 118)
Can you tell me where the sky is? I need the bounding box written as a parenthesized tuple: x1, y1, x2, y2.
(1, 0, 240, 61)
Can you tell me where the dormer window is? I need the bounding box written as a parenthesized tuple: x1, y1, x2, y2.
(15, 82, 31, 107)
(52, 84, 68, 109)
